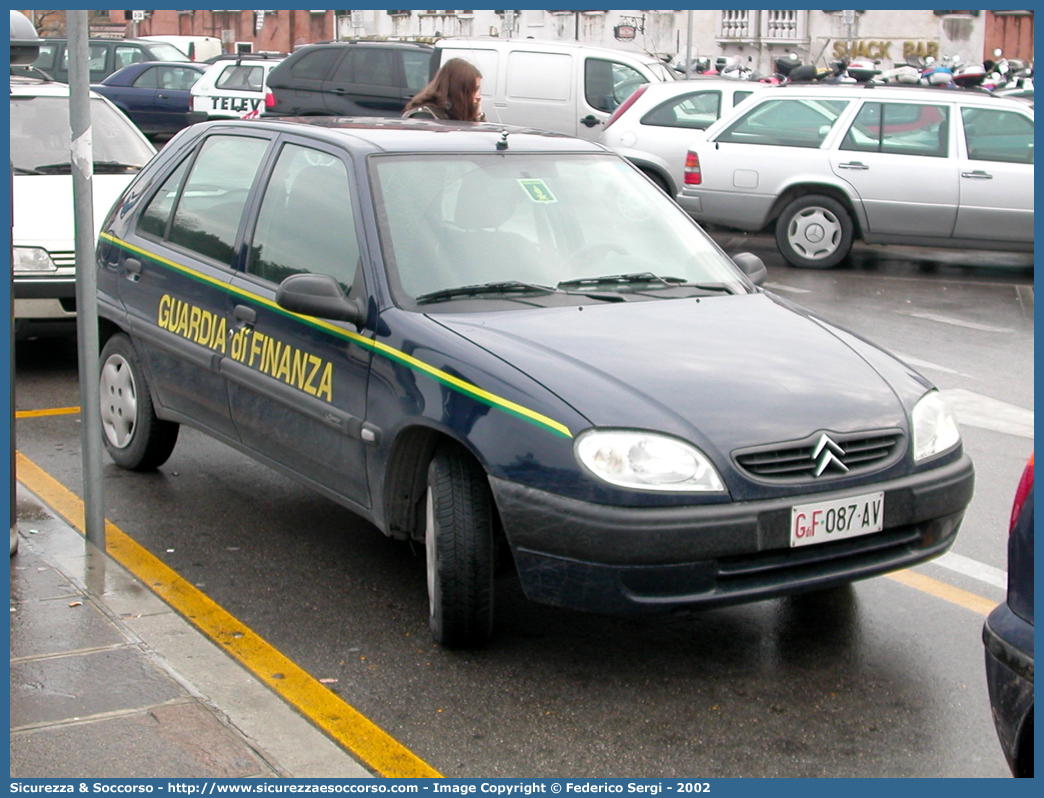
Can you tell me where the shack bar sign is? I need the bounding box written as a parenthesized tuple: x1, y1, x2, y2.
(832, 39, 940, 61)
(614, 23, 637, 40)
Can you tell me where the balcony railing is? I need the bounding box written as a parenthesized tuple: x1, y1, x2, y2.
(718, 10, 808, 42)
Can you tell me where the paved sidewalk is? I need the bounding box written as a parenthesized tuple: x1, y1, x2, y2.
(10, 483, 371, 779)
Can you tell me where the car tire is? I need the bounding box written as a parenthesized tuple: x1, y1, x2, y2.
(775, 194, 854, 269)
(99, 333, 179, 471)
(425, 444, 495, 648)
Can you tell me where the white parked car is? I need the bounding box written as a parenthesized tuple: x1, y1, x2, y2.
(600, 78, 766, 196)
(677, 83, 1034, 268)
(10, 75, 156, 334)
(188, 53, 286, 123)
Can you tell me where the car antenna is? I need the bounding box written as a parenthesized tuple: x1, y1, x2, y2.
(496, 129, 509, 150)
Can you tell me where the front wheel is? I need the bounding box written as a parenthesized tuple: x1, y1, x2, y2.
(99, 333, 179, 471)
(425, 445, 495, 648)
(775, 194, 854, 269)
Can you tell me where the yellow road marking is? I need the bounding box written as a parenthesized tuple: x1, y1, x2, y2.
(15, 407, 81, 419)
(886, 569, 997, 617)
(14, 451, 442, 779)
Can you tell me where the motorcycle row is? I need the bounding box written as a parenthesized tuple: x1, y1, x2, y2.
(672, 48, 1033, 93)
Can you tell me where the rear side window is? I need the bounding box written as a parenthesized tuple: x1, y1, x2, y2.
(961, 107, 1034, 164)
(32, 42, 58, 71)
(332, 48, 399, 88)
(248, 144, 359, 291)
(841, 102, 950, 158)
(641, 90, 721, 129)
(402, 51, 431, 93)
(115, 45, 146, 71)
(288, 49, 340, 80)
(716, 98, 849, 148)
(143, 135, 269, 265)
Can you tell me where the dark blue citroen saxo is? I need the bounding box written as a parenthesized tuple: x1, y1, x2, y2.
(95, 117, 975, 647)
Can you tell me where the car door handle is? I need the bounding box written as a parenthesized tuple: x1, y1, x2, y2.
(329, 87, 348, 95)
(961, 170, 993, 179)
(837, 161, 870, 170)
(580, 114, 602, 128)
(157, 93, 170, 99)
(232, 304, 257, 326)
(123, 257, 142, 280)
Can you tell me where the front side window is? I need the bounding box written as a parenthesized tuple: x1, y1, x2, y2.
(167, 135, 269, 264)
(585, 59, 645, 113)
(248, 144, 359, 291)
(716, 98, 849, 148)
(641, 90, 721, 129)
(63, 43, 108, 73)
(373, 153, 747, 303)
(841, 102, 949, 158)
(961, 107, 1034, 164)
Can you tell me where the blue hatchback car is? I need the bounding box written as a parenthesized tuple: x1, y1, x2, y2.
(95, 118, 974, 647)
(983, 454, 1034, 778)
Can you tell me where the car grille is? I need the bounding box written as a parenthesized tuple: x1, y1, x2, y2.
(734, 429, 904, 483)
(48, 250, 76, 268)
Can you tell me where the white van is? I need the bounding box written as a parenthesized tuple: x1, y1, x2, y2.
(140, 35, 223, 62)
(433, 37, 675, 139)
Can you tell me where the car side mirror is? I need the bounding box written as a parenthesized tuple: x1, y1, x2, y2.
(731, 252, 767, 286)
(276, 273, 364, 326)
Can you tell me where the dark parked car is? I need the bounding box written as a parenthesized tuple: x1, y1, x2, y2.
(92, 61, 207, 139)
(983, 453, 1034, 777)
(30, 37, 191, 84)
(95, 117, 973, 648)
(262, 40, 432, 117)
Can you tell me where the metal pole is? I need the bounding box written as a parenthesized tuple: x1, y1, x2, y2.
(685, 10, 694, 81)
(67, 10, 105, 550)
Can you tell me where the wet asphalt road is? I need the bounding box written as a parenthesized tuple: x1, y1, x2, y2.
(12, 241, 1032, 777)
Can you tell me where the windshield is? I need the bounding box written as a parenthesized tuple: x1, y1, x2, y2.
(372, 152, 747, 306)
(146, 42, 193, 62)
(9, 95, 155, 173)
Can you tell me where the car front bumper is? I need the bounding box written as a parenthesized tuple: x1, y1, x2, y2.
(983, 602, 1034, 776)
(13, 275, 77, 322)
(490, 453, 974, 614)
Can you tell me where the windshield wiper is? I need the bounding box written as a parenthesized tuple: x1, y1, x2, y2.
(415, 280, 558, 305)
(557, 272, 688, 290)
(11, 166, 41, 175)
(32, 160, 143, 174)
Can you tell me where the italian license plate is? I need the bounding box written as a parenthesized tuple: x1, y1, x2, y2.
(790, 491, 884, 548)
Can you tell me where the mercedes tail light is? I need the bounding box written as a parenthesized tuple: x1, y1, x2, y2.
(684, 151, 702, 185)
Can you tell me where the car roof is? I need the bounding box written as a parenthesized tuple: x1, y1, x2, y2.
(766, 81, 1031, 107)
(10, 76, 74, 96)
(293, 39, 433, 52)
(437, 36, 662, 63)
(191, 116, 606, 155)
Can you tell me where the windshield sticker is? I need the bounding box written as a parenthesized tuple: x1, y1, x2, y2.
(518, 178, 557, 204)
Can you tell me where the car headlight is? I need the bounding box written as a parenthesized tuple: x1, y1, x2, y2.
(912, 390, 961, 462)
(13, 247, 57, 273)
(575, 429, 725, 492)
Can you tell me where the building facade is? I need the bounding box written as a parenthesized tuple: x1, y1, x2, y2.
(36, 10, 1033, 72)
